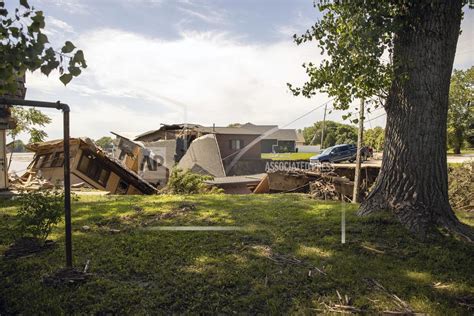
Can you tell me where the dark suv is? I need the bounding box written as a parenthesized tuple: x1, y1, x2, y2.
(310, 144, 357, 163)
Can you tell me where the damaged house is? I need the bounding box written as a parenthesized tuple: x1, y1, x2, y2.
(20, 138, 156, 195)
(115, 122, 303, 181)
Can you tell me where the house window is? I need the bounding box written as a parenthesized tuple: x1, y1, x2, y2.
(50, 152, 65, 167)
(229, 139, 243, 150)
(77, 151, 110, 186)
(116, 179, 129, 194)
(33, 153, 52, 168)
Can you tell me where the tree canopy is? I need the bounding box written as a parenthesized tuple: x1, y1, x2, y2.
(95, 136, 114, 150)
(0, 0, 86, 93)
(302, 120, 357, 147)
(1, 0, 86, 142)
(288, 1, 397, 119)
(364, 127, 385, 151)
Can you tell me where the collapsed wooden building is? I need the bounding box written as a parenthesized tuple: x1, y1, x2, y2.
(18, 138, 156, 195)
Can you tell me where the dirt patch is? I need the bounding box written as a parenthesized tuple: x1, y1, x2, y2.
(3, 237, 55, 259)
(142, 203, 197, 226)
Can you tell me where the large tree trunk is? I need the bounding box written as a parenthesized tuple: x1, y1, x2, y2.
(358, 0, 472, 240)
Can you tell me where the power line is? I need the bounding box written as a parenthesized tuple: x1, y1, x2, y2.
(281, 98, 334, 128)
(365, 112, 386, 123)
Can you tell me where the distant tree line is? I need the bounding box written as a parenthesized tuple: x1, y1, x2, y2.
(301, 120, 357, 148)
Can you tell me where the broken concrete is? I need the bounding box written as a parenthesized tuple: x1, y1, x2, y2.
(177, 134, 226, 177)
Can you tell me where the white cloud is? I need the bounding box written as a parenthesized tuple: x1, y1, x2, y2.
(454, 8, 474, 69)
(37, 0, 88, 14)
(178, 6, 227, 25)
(21, 13, 473, 142)
(42, 16, 75, 47)
(22, 28, 332, 141)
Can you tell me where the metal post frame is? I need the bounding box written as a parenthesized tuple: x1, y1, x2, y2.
(0, 97, 73, 267)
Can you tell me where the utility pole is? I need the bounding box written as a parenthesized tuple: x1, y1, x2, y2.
(352, 98, 365, 203)
(320, 103, 328, 148)
(0, 128, 7, 190)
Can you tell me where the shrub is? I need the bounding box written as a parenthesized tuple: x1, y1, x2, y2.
(15, 190, 64, 244)
(448, 161, 474, 212)
(164, 167, 222, 194)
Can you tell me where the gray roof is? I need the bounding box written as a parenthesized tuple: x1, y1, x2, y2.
(135, 123, 300, 141)
(196, 126, 263, 135)
(262, 129, 299, 141)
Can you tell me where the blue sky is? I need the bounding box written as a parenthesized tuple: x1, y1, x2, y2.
(7, 0, 474, 141)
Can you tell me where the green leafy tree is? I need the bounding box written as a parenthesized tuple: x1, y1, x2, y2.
(8, 107, 51, 142)
(1, 0, 86, 140)
(448, 67, 474, 154)
(165, 167, 222, 194)
(95, 136, 113, 150)
(6, 139, 25, 152)
(7, 107, 51, 171)
(291, 0, 472, 238)
(303, 120, 357, 147)
(15, 190, 64, 244)
(365, 127, 385, 151)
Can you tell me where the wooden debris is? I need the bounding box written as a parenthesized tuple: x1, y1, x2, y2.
(432, 282, 450, 289)
(8, 172, 55, 191)
(361, 245, 386, 254)
(83, 259, 91, 273)
(43, 267, 92, 286)
(320, 290, 363, 313)
(253, 174, 269, 193)
(365, 278, 414, 314)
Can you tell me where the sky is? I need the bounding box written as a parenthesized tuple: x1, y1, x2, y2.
(5, 0, 474, 142)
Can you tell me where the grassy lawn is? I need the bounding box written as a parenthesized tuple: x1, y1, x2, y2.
(1, 194, 473, 314)
(261, 152, 317, 160)
(447, 149, 474, 155)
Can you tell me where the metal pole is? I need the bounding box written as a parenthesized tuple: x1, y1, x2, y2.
(320, 103, 327, 148)
(0, 130, 7, 190)
(352, 99, 365, 203)
(0, 98, 72, 268)
(62, 105, 72, 267)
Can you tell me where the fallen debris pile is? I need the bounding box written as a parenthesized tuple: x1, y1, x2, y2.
(43, 262, 92, 286)
(8, 172, 55, 191)
(309, 176, 341, 201)
(256, 165, 380, 201)
(448, 161, 474, 212)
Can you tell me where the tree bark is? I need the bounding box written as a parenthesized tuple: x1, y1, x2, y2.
(358, 0, 473, 240)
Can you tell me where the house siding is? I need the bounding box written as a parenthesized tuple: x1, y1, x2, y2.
(215, 134, 261, 160)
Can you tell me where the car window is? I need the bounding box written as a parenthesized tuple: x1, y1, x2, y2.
(322, 147, 333, 155)
(340, 145, 349, 151)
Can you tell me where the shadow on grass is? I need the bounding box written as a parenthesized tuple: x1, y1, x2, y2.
(0, 194, 473, 314)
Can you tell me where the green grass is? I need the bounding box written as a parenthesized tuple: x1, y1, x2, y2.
(1, 194, 473, 314)
(261, 152, 317, 160)
(447, 148, 474, 155)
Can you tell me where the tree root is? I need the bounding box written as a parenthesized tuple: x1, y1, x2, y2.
(358, 190, 474, 243)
